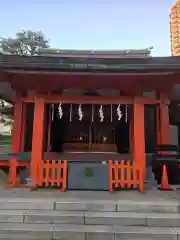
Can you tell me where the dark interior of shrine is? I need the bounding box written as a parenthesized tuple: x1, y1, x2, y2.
(50, 104, 129, 153)
(24, 103, 157, 154)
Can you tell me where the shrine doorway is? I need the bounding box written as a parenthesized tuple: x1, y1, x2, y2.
(50, 104, 130, 153)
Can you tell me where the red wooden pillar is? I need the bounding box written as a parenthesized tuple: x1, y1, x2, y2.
(129, 105, 134, 155)
(132, 98, 146, 177)
(30, 94, 45, 183)
(12, 100, 23, 152)
(156, 106, 161, 145)
(120, 91, 133, 154)
(156, 92, 170, 145)
(12, 90, 27, 153)
(9, 94, 27, 186)
(47, 105, 52, 152)
(20, 103, 27, 151)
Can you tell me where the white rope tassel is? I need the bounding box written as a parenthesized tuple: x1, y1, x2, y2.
(52, 104, 54, 121)
(92, 104, 94, 122)
(58, 102, 63, 119)
(117, 104, 122, 121)
(110, 104, 112, 122)
(70, 104, 72, 122)
(78, 104, 83, 121)
(99, 105, 104, 122)
(125, 105, 128, 123)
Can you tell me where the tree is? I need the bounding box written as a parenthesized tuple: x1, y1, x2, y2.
(0, 30, 50, 132)
(0, 100, 13, 130)
(0, 29, 49, 55)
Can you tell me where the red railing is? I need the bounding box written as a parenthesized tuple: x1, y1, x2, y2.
(8, 158, 17, 187)
(109, 160, 144, 192)
(37, 160, 67, 191)
(8, 158, 27, 188)
(8, 158, 67, 191)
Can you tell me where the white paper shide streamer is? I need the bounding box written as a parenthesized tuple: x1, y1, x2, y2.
(58, 103, 63, 119)
(78, 104, 83, 121)
(125, 105, 127, 123)
(52, 104, 54, 121)
(70, 104, 72, 122)
(99, 105, 104, 122)
(117, 104, 122, 121)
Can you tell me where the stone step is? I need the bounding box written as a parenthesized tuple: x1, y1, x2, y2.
(1, 210, 180, 227)
(57, 200, 180, 213)
(85, 211, 180, 227)
(0, 223, 179, 240)
(0, 198, 179, 213)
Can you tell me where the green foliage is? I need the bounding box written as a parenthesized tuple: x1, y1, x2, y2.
(0, 29, 49, 55)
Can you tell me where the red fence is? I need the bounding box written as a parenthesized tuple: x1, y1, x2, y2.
(8, 158, 143, 192)
(109, 160, 144, 192)
(8, 158, 18, 187)
(8, 158, 67, 191)
(37, 160, 67, 191)
(8, 158, 27, 187)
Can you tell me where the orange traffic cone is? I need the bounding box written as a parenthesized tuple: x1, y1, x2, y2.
(159, 164, 172, 191)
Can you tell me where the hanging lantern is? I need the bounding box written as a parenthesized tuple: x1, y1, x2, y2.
(78, 104, 83, 121)
(58, 102, 63, 119)
(99, 105, 104, 122)
(117, 104, 122, 121)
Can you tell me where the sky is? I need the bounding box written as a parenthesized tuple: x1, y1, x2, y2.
(0, 0, 176, 56)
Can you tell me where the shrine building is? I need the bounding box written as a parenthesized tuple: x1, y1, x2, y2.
(0, 48, 180, 191)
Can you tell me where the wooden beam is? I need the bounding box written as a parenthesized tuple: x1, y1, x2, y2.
(23, 95, 160, 105)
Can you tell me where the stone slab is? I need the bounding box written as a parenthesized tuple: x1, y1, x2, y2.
(53, 224, 114, 240)
(85, 212, 146, 226)
(0, 198, 54, 210)
(53, 231, 85, 240)
(147, 213, 180, 227)
(53, 224, 86, 240)
(117, 200, 180, 213)
(172, 228, 180, 240)
(53, 224, 178, 240)
(24, 210, 84, 224)
(114, 226, 177, 240)
(0, 210, 24, 223)
(55, 201, 116, 211)
(0, 223, 53, 239)
(86, 232, 114, 240)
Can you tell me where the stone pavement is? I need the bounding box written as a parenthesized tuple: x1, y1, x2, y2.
(0, 189, 179, 239)
(0, 187, 179, 201)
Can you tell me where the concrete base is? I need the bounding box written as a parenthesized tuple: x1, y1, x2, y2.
(68, 163, 109, 190)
